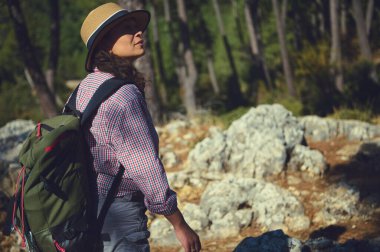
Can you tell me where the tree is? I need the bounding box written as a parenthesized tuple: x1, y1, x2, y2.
(190, 3, 220, 95)
(352, 0, 372, 61)
(312, 0, 330, 40)
(212, 0, 245, 108)
(281, 0, 287, 30)
(163, 0, 171, 22)
(341, 0, 347, 38)
(46, 0, 63, 107)
(176, 0, 198, 117)
(365, 0, 374, 36)
(150, 0, 169, 106)
(119, 0, 162, 124)
(207, 51, 220, 95)
(352, 0, 377, 81)
(329, 0, 344, 92)
(231, 0, 244, 43)
(6, 0, 58, 117)
(244, 0, 272, 91)
(272, 0, 296, 97)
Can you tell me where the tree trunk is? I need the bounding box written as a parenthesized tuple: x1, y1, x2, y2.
(315, 0, 330, 39)
(231, 0, 244, 43)
(245, 1, 259, 56)
(119, 0, 162, 124)
(365, 0, 374, 36)
(207, 51, 220, 95)
(341, 0, 347, 38)
(150, 1, 168, 106)
(46, 0, 63, 107)
(245, 0, 272, 90)
(6, 0, 58, 117)
(272, 0, 296, 97)
(329, 0, 344, 92)
(281, 0, 288, 30)
(316, 0, 325, 36)
(176, 0, 197, 117)
(352, 0, 372, 61)
(352, 0, 377, 81)
(212, 0, 245, 108)
(289, 2, 303, 50)
(163, 0, 171, 22)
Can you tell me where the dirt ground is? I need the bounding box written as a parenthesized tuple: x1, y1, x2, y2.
(151, 134, 380, 252)
(1, 124, 380, 251)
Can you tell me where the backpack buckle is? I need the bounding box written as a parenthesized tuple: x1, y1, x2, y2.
(63, 228, 77, 240)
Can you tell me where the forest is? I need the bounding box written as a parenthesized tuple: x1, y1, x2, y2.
(1, 0, 380, 126)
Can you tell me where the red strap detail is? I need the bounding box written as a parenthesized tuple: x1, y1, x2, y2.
(44, 132, 70, 152)
(36, 122, 42, 137)
(54, 240, 66, 252)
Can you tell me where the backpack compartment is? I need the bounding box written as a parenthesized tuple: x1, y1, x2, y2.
(17, 115, 91, 251)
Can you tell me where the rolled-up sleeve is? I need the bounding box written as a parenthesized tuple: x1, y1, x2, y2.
(111, 91, 178, 216)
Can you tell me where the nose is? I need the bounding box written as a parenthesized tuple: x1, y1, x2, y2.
(134, 31, 143, 37)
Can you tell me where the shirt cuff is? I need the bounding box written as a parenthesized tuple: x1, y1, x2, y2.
(145, 189, 178, 215)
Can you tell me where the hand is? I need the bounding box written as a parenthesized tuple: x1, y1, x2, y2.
(174, 221, 201, 252)
(165, 210, 202, 252)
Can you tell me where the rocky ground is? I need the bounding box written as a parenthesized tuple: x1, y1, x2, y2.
(152, 123, 380, 251)
(150, 106, 380, 251)
(1, 105, 380, 251)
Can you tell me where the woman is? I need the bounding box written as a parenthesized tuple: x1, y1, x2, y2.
(78, 2, 201, 252)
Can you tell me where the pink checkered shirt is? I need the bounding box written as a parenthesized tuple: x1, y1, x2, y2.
(70, 68, 177, 216)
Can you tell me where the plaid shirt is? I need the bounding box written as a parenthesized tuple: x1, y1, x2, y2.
(71, 69, 177, 216)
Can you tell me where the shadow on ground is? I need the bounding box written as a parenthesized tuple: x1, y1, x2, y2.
(329, 142, 380, 203)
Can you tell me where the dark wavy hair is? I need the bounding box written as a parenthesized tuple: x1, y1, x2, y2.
(92, 50, 145, 94)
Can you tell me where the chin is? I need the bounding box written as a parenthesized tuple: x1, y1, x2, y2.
(128, 52, 145, 61)
(135, 50, 145, 59)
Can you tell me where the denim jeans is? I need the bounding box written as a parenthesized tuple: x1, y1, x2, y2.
(97, 193, 150, 252)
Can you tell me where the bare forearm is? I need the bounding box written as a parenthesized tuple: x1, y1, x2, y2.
(164, 209, 186, 229)
(164, 209, 202, 252)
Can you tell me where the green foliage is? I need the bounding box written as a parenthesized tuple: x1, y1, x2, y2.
(59, 0, 109, 79)
(0, 0, 107, 127)
(295, 41, 342, 116)
(216, 106, 251, 128)
(257, 84, 303, 116)
(2, 0, 380, 126)
(328, 107, 373, 123)
(261, 13, 282, 68)
(0, 80, 43, 127)
(295, 41, 330, 78)
(294, 41, 380, 117)
(343, 61, 380, 113)
(0, 4, 24, 85)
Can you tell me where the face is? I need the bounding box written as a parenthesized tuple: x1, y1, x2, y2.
(104, 18, 145, 59)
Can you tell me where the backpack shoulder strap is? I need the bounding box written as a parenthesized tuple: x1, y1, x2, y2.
(64, 77, 134, 126)
(81, 77, 134, 126)
(64, 84, 81, 117)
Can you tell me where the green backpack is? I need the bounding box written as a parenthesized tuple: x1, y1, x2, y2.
(3, 77, 130, 251)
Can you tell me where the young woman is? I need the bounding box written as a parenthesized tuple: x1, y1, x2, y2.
(78, 3, 201, 252)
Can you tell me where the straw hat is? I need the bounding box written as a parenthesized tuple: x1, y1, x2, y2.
(80, 2, 150, 72)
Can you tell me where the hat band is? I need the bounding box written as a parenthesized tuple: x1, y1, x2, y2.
(86, 10, 129, 50)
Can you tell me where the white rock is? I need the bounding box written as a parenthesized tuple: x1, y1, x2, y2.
(285, 215, 311, 231)
(0, 120, 35, 162)
(313, 183, 360, 224)
(235, 209, 253, 228)
(210, 212, 240, 238)
(182, 203, 209, 231)
(162, 151, 179, 169)
(149, 218, 179, 247)
(201, 177, 307, 233)
(167, 171, 188, 188)
(287, 144, 327, 178)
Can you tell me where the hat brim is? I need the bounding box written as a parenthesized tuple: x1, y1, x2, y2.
(85, 9, 150, 72)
